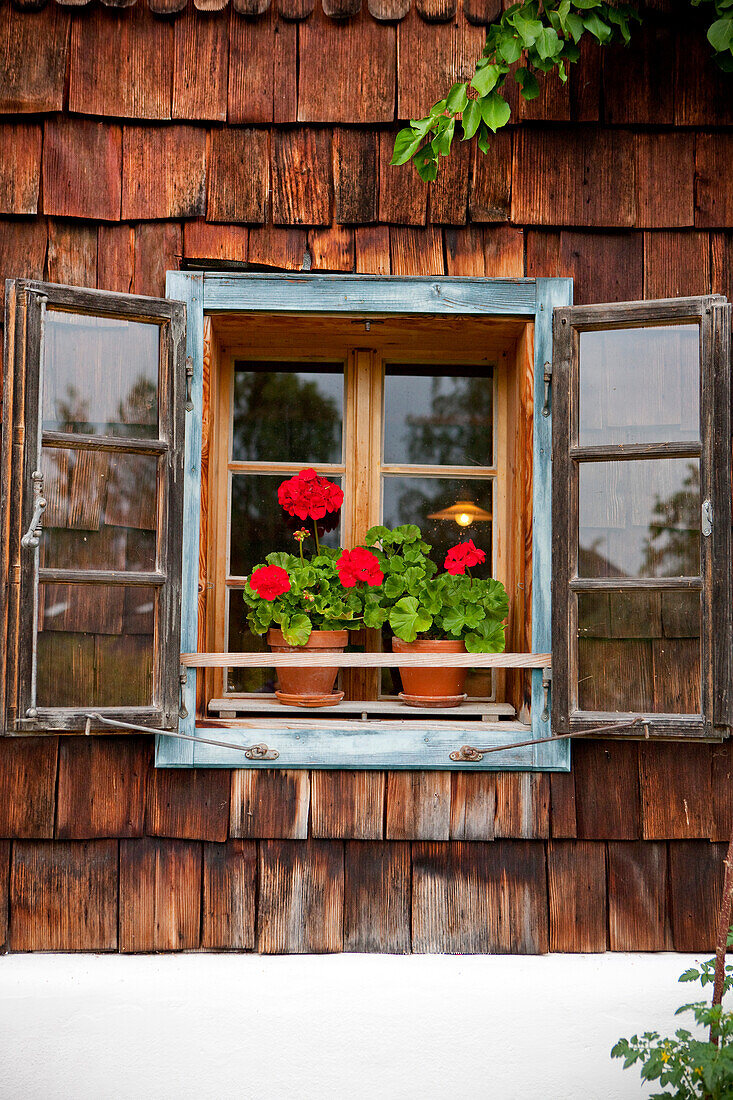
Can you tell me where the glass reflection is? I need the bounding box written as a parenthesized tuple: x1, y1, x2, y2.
(578, 458, 700, 578)
(229, 473, 342, 578)
(578, 324, 699, 447)
(577, 589, 700, 713)
(43, 311, 159, 438)
(383, 364, 494, 467)
(382, 477, 493, 575)
(227, 592, 277, 694)
(39, 447, 158, 572)
(232, 362, 343, 465)
(37, 583, 155, 707)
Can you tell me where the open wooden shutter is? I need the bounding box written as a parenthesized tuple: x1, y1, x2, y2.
(551, 296, 731, 740)
(1, 281, 186, 733)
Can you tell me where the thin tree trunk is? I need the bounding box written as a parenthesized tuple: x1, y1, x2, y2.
(710, 826, 733, 1044)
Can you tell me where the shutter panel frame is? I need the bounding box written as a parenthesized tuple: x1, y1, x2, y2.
(551, 294, 732, 741)
(1, 279, 186, 734)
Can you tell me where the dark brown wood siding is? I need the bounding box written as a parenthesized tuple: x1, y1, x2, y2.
(0, 0, 731, 953)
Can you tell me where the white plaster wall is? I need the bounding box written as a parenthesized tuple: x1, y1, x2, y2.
(0, 953, 707, 1099)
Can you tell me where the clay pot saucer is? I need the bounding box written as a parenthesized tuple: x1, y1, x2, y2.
(399, 692, 467, 709)
(275, 690, 345, 708)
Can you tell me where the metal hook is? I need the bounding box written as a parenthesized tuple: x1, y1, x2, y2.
(184, 357, 194, 412)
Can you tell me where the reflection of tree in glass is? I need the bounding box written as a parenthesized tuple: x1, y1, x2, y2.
(641, 462, 700, 577)
(111, 377, 157, 434)
(402, 374, 492, 467)
(232, 371, 341, 465)
(54, 386, 94, 434)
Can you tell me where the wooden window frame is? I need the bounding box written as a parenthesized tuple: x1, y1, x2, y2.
(551, 296, 732, 741)
(1, 280, 186, 734)
(157, 273, 573, 771)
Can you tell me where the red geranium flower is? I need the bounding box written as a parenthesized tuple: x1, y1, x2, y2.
(444, 540, 486, 576)
(249, 564, 291, 601)
(278, 468, 344, 522)
(337, 547, 384, 589)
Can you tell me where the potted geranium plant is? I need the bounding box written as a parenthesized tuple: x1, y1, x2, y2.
(242, 469, 384, 706)
(364, 524, 508, 707)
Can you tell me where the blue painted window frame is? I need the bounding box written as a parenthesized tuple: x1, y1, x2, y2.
(156, 273, 573, 771)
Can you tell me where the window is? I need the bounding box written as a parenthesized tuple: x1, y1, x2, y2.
(551, 297, 732, 740)
(1, 281, 185, 732)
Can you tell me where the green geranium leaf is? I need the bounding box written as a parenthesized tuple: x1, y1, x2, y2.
(363, 604, 389, 629)
(480, 91, 511, 133)
(465, 619, 506, 654)
(442, 604, 467, 636)
(384, 574, 406, 599)
(365, 525, 390, 545)
(391, 126, 423, 166)
(389, 597, 433, 643)
(280, 613, 312, 647)
(266, 551, 299, 570)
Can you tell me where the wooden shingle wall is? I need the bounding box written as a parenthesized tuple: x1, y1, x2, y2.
(0, 0, 732, 953)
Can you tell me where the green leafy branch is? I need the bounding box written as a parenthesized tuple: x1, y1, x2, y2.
(392, 0, 732, 181)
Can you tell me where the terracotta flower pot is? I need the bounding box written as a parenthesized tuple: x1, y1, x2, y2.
(268, 628, 348, 704)
(392, 637, 468, 707)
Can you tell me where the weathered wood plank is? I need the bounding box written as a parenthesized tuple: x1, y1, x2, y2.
(354, 226, 391, 274)
(298, 6, 395, 123)
(696, 134, 733, 228)
(146, 768, 230, 842)
(207, 128, 268, 224)
(643, 231, 711, 299)
(428, 137, 470, 225)
(69, 6, 173, 120)
(184, 220, 249, 263)
(11, 840, 118, 951)
(397, 6, 486, 120)
(258, 839, 344, 953)
(711, 739, 733, 843)
(247, 226, 307, 270)
(97, 224, 134, 293)
(0, 738, 58, 838)
(386, 772, 451, 839)
(271, 129, 332, 226)
(389, 227, 444, 276)
(228, 7, 297, 125)
(674, 23, 733, 127)
(0, 842, 9, 951)
(635, 133, 695, 229)
(0, 123, 42, 215)
(119, 837, 202, 952)
(56, 737, 149, 839)
(444, 226, 485, 276)
(311, 771, 384, 839)
(494, 773, 550, 838)
(548, 840, 606, 951)
(122, 125, 206, 220)
(0, 6, 69, 114)
(202, 839, 256, 950)
(484, 226, 524, 278)
(379, 131, 427, 225)
(0, 220, 47, 311)
(230, 769, 310, 838)
(525, 229, 562, 278)
(333, 129, 378, 225)
(449, 772, 495, 840)
(559, 230, 643, 305)
(604, 24, 674, 124)
(43, 119, 122, 221)
(639, 742, 713, 839)
(669, 840, 725, 952)
(132, 222, 182, 297)
(173, 7, 228, 122)
(308, 226, 355, 272)
(608, 841, 671, 951)
(412, 840, 548, 953)
(549, 770, 577, 838)
(573, 740, 641, 840)
(343, 840, 411, 952)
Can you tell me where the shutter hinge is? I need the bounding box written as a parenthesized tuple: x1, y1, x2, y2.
(179, 665, 189, 720)
(541, 666, 552, 722)
(184, 356, 194, 412)
(702, 499, 713, 537)
(542, 362, 552, 418)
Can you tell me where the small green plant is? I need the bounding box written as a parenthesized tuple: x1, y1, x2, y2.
(363, 523, 509, 650)
(612, 936, 733, 1098)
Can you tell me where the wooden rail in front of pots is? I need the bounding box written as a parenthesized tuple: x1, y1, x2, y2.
(180, 652, 551, 668)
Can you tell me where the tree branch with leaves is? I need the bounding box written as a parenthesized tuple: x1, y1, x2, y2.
(392, 0, 733, 181)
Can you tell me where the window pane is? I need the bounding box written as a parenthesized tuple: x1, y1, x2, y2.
(578, 324, 699, 447)
(578, 458, 700, 579)
(43, 311, 159, 438)
(229, 473, 342, 578)
(232, 361, 343, 464)
(576, 589, 701, 714)
(37, 583, 155, 707)
(382, 476, 493, 574)
(40, 448, 158, 572)
(226, 590, 276, 694)
(383, 364, 493, 467)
